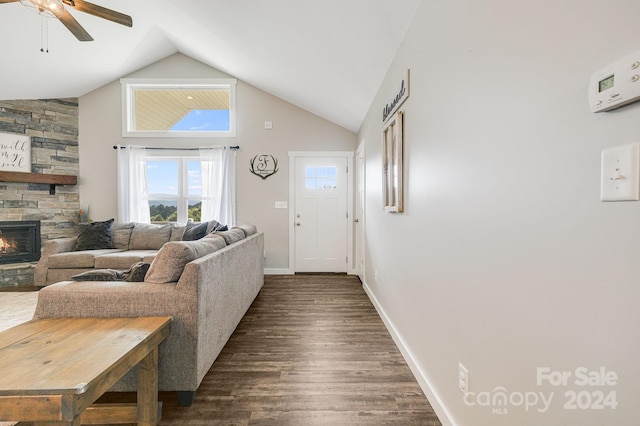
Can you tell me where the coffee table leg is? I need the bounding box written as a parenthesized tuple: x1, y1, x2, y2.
(137, 346, 159, 425)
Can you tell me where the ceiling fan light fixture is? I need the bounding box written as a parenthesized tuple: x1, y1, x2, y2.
(19, 0, 64, 19)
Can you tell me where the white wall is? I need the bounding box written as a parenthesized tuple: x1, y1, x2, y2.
(78, 53, 356, 270)
(359, 1, 640, 425)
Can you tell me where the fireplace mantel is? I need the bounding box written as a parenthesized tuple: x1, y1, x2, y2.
(0, 171, 77, 195)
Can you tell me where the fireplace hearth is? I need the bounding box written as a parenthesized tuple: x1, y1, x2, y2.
(0, 221, 41, 265)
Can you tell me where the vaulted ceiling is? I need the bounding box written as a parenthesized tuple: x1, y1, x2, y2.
(0, 0, 422, 132)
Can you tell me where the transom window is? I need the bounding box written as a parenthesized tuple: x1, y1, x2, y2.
(121, 79, 237, 138)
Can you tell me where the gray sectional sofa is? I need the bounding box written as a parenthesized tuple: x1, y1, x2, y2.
(32, 221, 264, 406)
(35, 221, 208, 286)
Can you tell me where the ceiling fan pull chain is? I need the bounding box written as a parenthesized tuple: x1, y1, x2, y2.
(40, 14, 49, 53)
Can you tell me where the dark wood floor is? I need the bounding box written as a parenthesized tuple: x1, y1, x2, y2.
(154, 274, 441, 425)
(15, 274, 441, 425)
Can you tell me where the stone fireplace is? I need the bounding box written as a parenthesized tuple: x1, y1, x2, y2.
(0, 98, 80, 288)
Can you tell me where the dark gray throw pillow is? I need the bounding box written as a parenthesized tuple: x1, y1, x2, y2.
(74, 218, 114, 251)
(182, 221, 208, 241)
(122, 262, 151, 282)
(206, 220, 228, 233)
(71, 269, 122, 281)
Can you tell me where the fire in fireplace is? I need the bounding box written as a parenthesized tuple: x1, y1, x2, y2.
(0, 221, 41, 265)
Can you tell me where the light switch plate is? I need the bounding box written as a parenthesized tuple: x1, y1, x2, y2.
(601, 143, 640, 201)
(275, 201, 288, 209)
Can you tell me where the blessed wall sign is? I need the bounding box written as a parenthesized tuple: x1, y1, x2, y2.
(0, 132, 31, 173)
(383, 69, 410, 123)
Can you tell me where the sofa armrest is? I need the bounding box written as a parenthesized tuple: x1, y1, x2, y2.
(33, 280, 197, 391)
(34, 237, 78, 286)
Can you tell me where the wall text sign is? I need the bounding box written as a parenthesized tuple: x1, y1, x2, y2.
(0, 133, 31, 173)
(383, 69, 410, 123)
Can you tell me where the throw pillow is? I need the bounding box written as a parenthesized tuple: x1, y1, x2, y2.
(74, 218, 114, 251)
(205, 220, 228, 234)
(71, 269, 122, 281)
(182, 221, 208, 241)
(121, 262, 151, 282)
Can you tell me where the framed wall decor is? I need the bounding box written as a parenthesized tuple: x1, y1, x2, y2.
(0, 132, 31, 173)
(382, 110, 403, 212)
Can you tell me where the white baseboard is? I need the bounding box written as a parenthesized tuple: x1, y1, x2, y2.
(362, 280, 456, 426)
(264, 268, 293, 275)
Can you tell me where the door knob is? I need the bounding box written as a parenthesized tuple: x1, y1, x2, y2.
(354, 218, 359, 223)
(296, 214, 301, 218)
(296, 222, 301, 226)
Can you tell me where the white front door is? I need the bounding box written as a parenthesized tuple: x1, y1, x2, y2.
(294, 156, 348, 272)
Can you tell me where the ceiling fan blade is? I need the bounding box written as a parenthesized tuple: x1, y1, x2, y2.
(63, 0, 132, 27)
(52, 6, 93, 41)
(0, 0, 20, 3)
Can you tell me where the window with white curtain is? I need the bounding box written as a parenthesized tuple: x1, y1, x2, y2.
(146, 157, 203, 223)
(117, 146, 236, 226)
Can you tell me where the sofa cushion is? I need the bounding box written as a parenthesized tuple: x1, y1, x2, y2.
(237, 223, 258, 237)
(48, 249, 123, 269)
(129, 223, 173, 250)
(212, 228, 245, 245)
(112, 222, 135, 250)
(74, 218, 114, 251)
(94, 250, 159, 269)
(170, 225, 185, 241)
(145, 236, 227, 284)
(182, 221, 208, 241)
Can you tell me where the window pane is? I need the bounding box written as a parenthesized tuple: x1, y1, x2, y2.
(172, 110, 230, 131)
(147, 161, 178, 196)
(134, 88, 230, 132)
(187, 161, 202, 196)
(305, 178, 316, 190)
(149, 200, 177, 222)
(305, 166, 337, 190)
(188, 200, 202, 222)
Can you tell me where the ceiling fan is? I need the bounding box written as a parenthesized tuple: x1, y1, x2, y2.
(0, 0, 132, 41)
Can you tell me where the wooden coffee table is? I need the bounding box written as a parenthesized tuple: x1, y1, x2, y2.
(0, 316, 171, 425)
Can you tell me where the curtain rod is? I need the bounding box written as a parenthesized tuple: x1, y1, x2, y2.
(113, 145, 239, 151)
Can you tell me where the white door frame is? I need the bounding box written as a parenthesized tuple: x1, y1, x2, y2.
(355, 141, 366, 281)
(288, 151, 354, 274)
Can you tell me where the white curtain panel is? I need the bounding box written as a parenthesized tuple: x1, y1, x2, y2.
(117, 145, 151, 223)
(199, 146, 236, 227)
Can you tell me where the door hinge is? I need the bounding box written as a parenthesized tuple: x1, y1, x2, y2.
(346, 211, 349, 219)
(346, 256, 349, 263)
(346, 165, 349, 173)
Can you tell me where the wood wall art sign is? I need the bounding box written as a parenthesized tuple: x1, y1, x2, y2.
(250, 154, 279, 180)
(0, 132, 31, 173)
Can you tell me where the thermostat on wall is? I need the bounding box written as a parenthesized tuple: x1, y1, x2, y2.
(589, 49, 640, 113)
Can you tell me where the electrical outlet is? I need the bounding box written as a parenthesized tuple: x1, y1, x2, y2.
(458, 362, 469, 394)
(374, 270, 378, 282)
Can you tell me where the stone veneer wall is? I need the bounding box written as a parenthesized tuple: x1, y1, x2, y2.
(0, 98, 79, 287)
